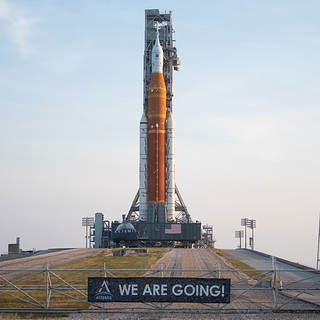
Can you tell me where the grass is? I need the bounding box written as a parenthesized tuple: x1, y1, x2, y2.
(55, 247, 169, 276)
(0, 248, 170, 310)
(224, 258, 262, 278)
(212, 248, 265, 279)
(212, 248, 230, 257)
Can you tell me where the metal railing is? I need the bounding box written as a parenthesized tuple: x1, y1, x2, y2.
(0, 266, 320, 314)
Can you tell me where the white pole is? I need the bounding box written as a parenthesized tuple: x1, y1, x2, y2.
(85, 224, 88, 249)
(317, 214, 320, 270)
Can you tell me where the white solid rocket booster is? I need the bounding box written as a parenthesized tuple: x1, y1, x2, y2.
(139, 112, 148, 221)
(166, 112, 175, 221)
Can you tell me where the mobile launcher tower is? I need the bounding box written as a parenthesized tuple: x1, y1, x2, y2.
(93, 10, 201, 248)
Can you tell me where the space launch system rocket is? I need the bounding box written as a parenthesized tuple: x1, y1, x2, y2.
(93, 10, 199, 249)
(139, 29, 175, 223)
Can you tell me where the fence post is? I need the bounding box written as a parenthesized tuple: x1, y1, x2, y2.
(272, 256, 278, 309)
(161, 263, 165, 278)
(45, 264, 49, 309)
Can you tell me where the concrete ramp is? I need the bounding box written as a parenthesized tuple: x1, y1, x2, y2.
(0, 248, 110, 271)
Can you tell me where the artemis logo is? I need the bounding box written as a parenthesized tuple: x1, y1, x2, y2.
(94, 280, 112, 301)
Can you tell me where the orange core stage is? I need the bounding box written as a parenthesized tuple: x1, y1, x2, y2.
(147, 72, 167, 203)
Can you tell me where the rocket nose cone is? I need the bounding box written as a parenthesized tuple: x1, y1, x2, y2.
(152, 30, 162, 53)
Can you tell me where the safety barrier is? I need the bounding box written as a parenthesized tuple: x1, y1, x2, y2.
(0, 265, 319, 314)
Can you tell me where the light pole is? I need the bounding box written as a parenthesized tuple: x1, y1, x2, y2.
(247, 219, 256, 250)
(241, 218, 248, 248)
(235, 230, 244, 248)
(82, 217, 94, 248)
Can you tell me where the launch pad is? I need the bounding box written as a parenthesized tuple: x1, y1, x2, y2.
(87, 9, 202, 248)
(89, 212, 201, 248)
(112, 221, 201, 247)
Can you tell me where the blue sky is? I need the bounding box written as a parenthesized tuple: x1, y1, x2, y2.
(1, 0, 319, 267)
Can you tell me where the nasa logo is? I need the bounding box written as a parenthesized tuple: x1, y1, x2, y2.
(94, 280, 112, 301)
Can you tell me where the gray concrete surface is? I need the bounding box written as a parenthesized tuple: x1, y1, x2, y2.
(224, 249, 320, 285)
(224, 248, 320, 305)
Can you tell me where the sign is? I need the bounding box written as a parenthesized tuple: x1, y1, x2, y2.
(88, 277, 230, 303)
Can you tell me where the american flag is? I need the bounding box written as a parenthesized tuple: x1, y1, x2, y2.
(165, 224, 181, 234)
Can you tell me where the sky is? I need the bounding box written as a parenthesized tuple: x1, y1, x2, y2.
(0, 0, 319, 267)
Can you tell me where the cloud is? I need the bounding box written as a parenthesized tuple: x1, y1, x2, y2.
(0, 0, 41, 56)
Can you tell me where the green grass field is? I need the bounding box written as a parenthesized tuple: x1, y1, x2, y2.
(212, 248, 263, 278)
(212, 248, 230, 257)
(225, 258, 262, 277)
(0, 248, 171, 310)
